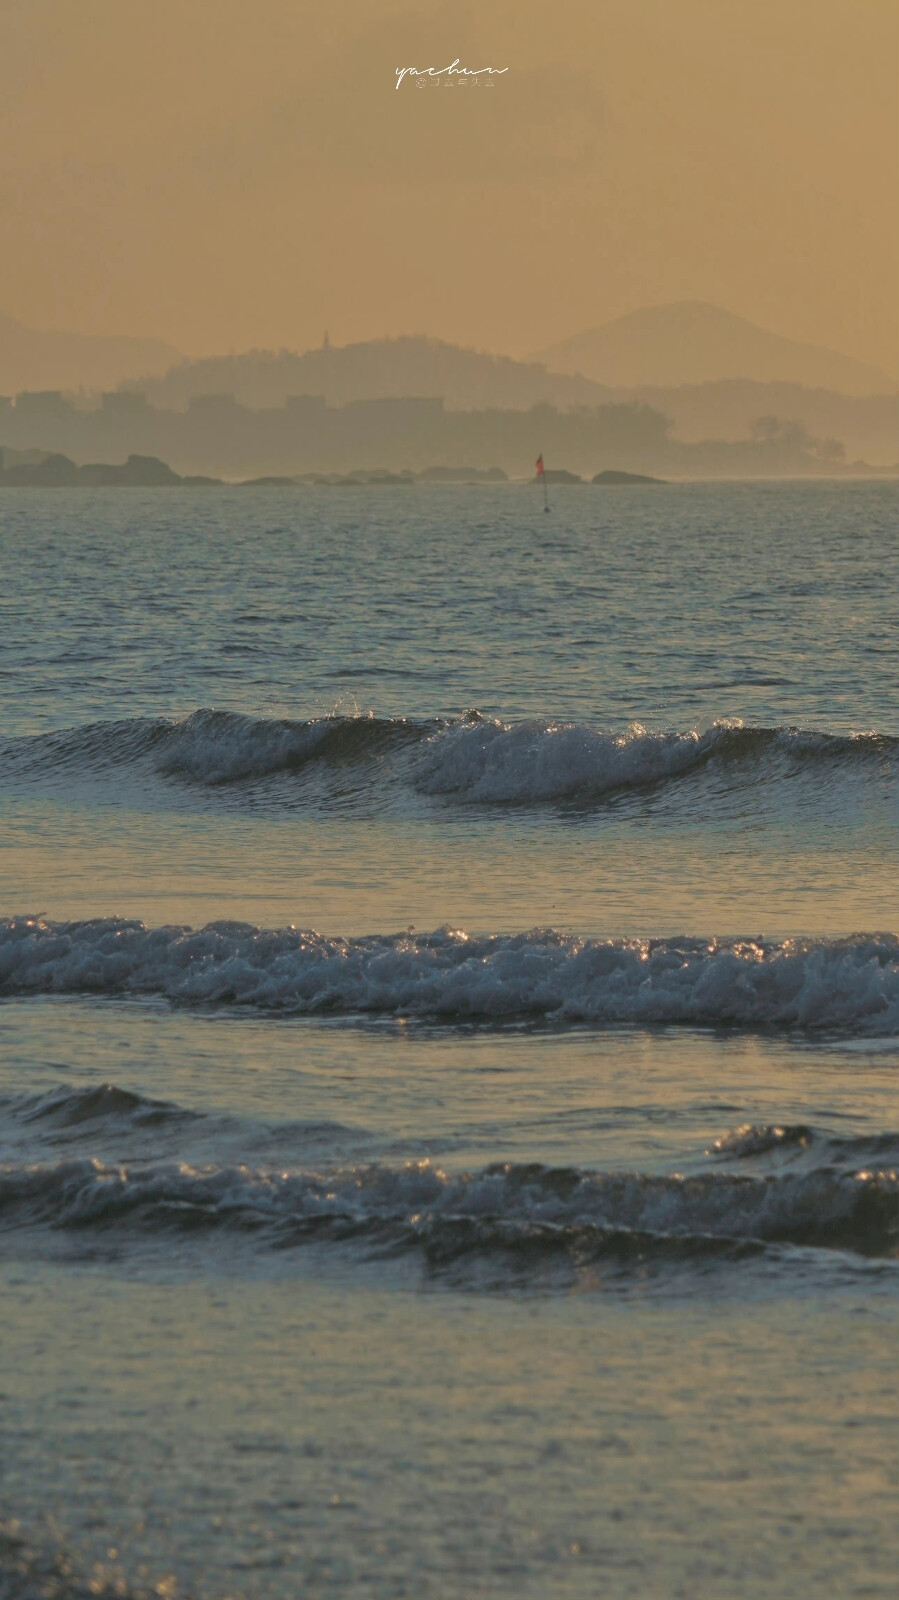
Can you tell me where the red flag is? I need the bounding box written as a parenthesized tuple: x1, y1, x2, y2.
(535, 454, 544, 476)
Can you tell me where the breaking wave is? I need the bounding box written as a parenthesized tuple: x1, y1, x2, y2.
(1, 709, 896, 808)
(1, 1148, 897, 1266)
(2, 917, 899, 1032)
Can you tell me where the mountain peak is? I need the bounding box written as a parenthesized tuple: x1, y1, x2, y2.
(528, 303, 897, 395)
(0, 311, 182, 396)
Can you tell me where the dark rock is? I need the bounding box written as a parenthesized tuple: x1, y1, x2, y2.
(78, 454, 182, 486)
(236, 476, 298, 487)
(592, 469, 666, 484)
(0, 452, 78, 485)
(418, 465, 508, 482)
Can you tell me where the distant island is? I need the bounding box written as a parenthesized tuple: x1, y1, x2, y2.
(0, 451, 515, 488)
(535, 468, 666, 485)
(1, 443, 893, 489)
(0, 452, 218, 487)
(593, 469, 664, 484)
(0, 451, 670, 489)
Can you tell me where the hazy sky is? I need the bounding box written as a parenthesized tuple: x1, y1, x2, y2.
(2, 0, 896, 370)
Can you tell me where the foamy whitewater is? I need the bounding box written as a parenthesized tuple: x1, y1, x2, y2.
(4, 917, 899, 1030)
(1, 481, 897, 1598)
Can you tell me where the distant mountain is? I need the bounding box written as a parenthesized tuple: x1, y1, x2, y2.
(529, 302, 898, 396)
(0, 312, 181, 396)
(128, 336, 615, 412)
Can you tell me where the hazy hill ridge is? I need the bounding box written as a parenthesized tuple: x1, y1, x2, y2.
(123, 311, 896, 430)
(0, 312, 181, 396)
(117, 323, 897, 463)
(3, 305, 894, 466)
(528, 302, 898, 395)
(126, 336, 615, 412)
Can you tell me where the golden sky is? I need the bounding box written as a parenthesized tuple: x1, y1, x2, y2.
(1, 0, 896, 370)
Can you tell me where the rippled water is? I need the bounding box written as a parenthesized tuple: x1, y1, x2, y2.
(1, 481, 897, 1597)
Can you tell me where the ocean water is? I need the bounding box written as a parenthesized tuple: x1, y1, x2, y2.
(1, 480, 898, 1598)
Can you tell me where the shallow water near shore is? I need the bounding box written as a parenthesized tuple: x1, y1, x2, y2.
(1, 481, 898, 1595)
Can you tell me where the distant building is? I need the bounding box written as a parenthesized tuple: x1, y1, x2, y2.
(187, 393, 239, 413)
(101, 391, 149, 414)
(15, 390, 74, 421)
(343, 397, 444, 421)
(285, 394, 327, 415)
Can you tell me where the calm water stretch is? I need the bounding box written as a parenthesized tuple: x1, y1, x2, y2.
(1, 481, 898, 1597)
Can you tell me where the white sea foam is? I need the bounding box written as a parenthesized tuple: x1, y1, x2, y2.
(2, 918, 898, 1031)
(415, 718, 717, 801)
(709, 1123, 813, 1157)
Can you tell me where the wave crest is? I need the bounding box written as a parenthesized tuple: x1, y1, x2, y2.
(2, 1154, 897, 1264)
(2, 710, 895, 807)
(416, 718, 715, 801)
(2, 917, 899, 1032)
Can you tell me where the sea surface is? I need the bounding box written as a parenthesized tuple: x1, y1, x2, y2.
(0, 480, 897, 1597)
